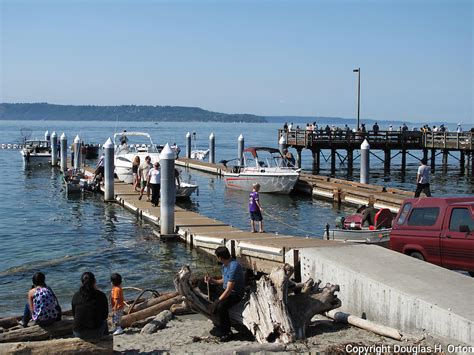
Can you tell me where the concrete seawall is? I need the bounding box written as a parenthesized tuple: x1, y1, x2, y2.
(297, 245, 474, 345)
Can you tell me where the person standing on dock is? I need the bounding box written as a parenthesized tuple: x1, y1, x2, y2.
(132, 156, 141, 192)
(249, 183, 264, 233)
(414, 158, 432, 198)
(147, 161, 161, 207)
(205, 246, 245, 339)
(138, 156, 152, 201)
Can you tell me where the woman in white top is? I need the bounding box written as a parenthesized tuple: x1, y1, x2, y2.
(147, 162, 161, 206)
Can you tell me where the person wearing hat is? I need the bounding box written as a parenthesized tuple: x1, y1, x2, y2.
(414, 158, 431, 198)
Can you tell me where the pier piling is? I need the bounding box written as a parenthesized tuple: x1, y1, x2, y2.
(73, 135, 81, 170)
(296, 148, 302, 169)
(430, 149, 436, 172)
(238, 134, 245, 167)
(103, 137, 115, 202)
(312, 149, 320, 173)
(185, 132, 191, 159)
(442, 149, 448, 172)
(60, 133, 67, 172)
(209, 133, 215, 164)
(330, 149, 336, 175)
(460, 151, 465, 175)
(51, 131, 58, 167)
(44, 130, 50, 142)
(401, 149, 407, 174)
(347, 149, 353, 176)
(360, 139, 370, 184)
(160, 144, 176, 237)
(383, 149, 391, 174)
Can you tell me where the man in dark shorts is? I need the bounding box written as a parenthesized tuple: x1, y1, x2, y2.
(249, 183, 264, 233)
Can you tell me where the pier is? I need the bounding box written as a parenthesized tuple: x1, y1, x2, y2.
(279, 129, 474, 175)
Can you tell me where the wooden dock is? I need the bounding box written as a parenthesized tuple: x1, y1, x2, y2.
(175, 158, 410, 212)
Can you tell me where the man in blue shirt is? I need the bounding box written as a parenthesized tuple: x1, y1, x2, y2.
(204, 246, 245, 338)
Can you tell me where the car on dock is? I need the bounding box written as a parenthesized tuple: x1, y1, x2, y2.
(390, 197, 474, 276)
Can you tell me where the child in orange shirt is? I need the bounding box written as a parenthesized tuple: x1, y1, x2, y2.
(110, 273, 125, 335)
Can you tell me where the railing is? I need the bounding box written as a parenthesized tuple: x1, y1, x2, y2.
(278, 129, 424, 148)
(423, 132, 473, 150)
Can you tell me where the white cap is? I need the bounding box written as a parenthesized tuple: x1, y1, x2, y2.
(51, 131, 57, 138)
(279, 135, 287, 144)
(361, 139, 370, 149)
(60, 132, 67, 140)
(103, 137, 114, 148)
(74, 135, 80, 143)
(186, 132, 191, 137)
(238, 134, 244, 140)
(160, 143, 175, 160)
(209, 132, 215, 139)
(458, 123, 461, 125)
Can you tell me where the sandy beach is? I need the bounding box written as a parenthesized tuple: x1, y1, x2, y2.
(113, 313, 446, 354)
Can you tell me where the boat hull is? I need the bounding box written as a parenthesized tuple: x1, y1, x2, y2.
(21, 151, 52, 165)
(223, 172, 298, 194)
(325, 228, 391, 245)
(177, 183, 198, 198)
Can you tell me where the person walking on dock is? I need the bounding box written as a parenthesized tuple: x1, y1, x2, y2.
(414, 158, 432, 198)
(204, 246, 245, 339)
(249, 183, 264, 233)
(147, 161, 161, 207)
(138, 156, 152, 201)
(132, 156, 140, 192)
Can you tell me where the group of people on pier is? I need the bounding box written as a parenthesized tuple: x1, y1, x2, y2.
(20, 271, 125, 338)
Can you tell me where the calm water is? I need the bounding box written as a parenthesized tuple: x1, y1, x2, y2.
(0, 120, 472, 315)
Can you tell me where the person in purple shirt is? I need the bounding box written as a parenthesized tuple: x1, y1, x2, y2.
(249, 183, 264, 233)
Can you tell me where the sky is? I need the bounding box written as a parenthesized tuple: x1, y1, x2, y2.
(0, 0, 472, 123)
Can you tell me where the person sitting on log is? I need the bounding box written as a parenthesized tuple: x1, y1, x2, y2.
(20, 272, 61, 327)
(204, 246, 245, 338)
(72, 272, 109, 339)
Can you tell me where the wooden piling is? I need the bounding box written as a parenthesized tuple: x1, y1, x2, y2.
(347, 149, 353, 176)
(430, 148, 436, 172)
(312, 149, 320, 174)
(331, 149, 336, 175)
(384, 149, 391, 174)
(401, 149, 407, 174)
(442, 149, 448, 172)
(460, 150, 465, 175)
(296, 148, 302, 169)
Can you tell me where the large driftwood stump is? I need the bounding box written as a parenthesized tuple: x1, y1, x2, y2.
(174, 264, 341, 344)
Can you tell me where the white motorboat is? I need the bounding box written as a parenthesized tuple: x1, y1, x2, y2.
(176, 182, 198, 198)
(113, 132, 164, 184)
(223, 147, 300, 194)
(325, 208, 393, 245)
(191, 149, 209, 160)
(21, 139, 52, 165)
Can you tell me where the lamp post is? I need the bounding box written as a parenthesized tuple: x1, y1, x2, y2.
(353, 68, 361, 130)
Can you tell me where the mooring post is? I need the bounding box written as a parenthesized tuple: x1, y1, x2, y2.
(44, 130, 50, 142)
(360, 139, 370, 184)
(60, 133, 67, 172)
(279, 135, 287, 155)
(330, 149, 336, 175)
(103, 137, 115, 202)
(160, 143, 176, 236)
(185, 132, 191, 159)
(73, 135, 81, 170)
(209, 132, 215, 164)
(430, 148, 436, 172)
(296, 148, 302, 169)
(347, 149, 353, 176)
(384, 149, 391, 174)
(423, 148, 428, 161)
(51, 131, 58, 167)
(238, 134, 245, 167)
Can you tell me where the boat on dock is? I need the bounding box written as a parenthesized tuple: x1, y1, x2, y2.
(223, 147, 300, 194)
(61, 168, 91, 194)
(325, 208, 393, 245)
(114, 132, 164, 184)
(20, 139, 52, 165)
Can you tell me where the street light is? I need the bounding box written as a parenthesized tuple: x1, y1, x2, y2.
(353, 68, 361, 130)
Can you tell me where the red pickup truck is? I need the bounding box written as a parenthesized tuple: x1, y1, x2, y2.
(390, 197, 474, 276)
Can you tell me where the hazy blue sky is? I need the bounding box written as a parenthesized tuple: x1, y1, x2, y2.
(1, 0, 472, 123)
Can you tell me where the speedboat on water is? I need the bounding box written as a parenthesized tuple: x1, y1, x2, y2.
(191, 149, 209, 160)
(114, 132, 164, 184)
(21, 139, 52, 165)
(325, 207, 393, 245)
(176, 182, 199, 198)
(223, 147, 300, 194)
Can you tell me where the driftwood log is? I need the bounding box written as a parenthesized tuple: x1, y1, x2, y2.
(120, 295, 182, 328)
(0, 319, 74, 343)
(174, 264, 341, 344)
(0, 336, 113, 354)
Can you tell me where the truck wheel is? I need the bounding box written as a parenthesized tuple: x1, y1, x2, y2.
(409, 252, 424, 261)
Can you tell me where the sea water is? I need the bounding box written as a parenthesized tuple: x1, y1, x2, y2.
(0, 120, 472, 315)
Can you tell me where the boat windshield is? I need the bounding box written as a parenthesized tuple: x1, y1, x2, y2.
(25, 140, 50, 148)
(114, 133, 159, 154)
(243, 150, 286, 168)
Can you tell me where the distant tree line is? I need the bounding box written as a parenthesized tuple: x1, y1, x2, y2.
(0, 103, 267, 123)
